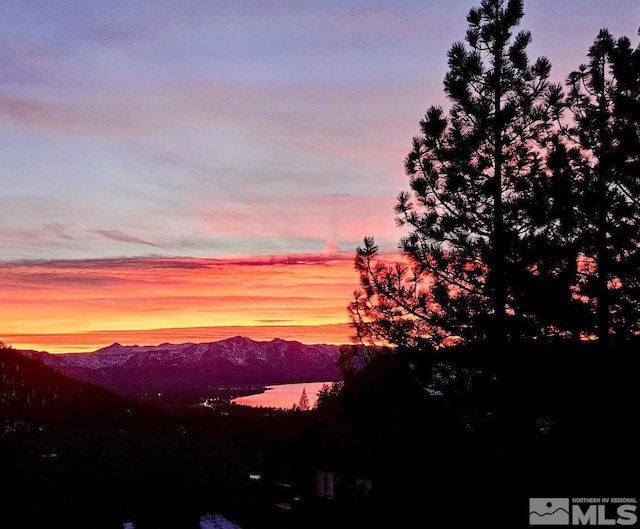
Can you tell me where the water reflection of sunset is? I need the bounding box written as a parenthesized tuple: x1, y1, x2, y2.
(231, 381, 332, 410)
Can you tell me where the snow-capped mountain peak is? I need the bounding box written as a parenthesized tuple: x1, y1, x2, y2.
(23, 337, 342, 399)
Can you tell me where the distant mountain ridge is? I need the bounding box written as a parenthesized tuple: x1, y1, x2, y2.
(23, 336, 341, 404)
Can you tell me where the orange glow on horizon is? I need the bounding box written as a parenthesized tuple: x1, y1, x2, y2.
(0, 253, 365, 353)
(2, 324, 353, 354)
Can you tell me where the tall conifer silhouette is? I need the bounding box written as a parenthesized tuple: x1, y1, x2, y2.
(562, 29, 640, 346)
(350, 0, 562, 348)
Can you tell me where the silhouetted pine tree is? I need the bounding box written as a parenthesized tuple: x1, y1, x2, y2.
(561, 29, 640, 347)
(350, 0, 568, 348)
(298, 388, 310, 411)
(509, 131, 590, 340)
(292, 387, 311, 411)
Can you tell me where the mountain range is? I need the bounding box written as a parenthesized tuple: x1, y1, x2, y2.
(23, 336, 341, 404)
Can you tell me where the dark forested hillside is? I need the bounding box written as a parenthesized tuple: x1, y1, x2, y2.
(292, 341, 640, 527)
(0, 345, 256, 529)
(1, 344, 163, 432)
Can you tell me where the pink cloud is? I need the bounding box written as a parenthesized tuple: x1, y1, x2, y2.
(324, 239, 339, 254)
(196, 193, 404, 245)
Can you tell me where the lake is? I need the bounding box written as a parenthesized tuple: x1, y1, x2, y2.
(232, 381, 334, 409)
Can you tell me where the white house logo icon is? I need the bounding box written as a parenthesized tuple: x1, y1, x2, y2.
(530, 498, 570, 525)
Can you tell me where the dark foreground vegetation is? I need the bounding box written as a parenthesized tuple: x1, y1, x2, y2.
(2, 341, 638, 528)
(2, 0, 639, 526)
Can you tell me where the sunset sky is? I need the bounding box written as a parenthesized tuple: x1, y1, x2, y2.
(1, 0, 638, 352)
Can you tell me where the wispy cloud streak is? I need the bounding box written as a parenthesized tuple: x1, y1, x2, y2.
(0, 254, 361, 352)
(94, 230, 159, 247)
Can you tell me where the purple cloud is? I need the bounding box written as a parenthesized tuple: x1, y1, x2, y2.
(94, 230, 159, 247)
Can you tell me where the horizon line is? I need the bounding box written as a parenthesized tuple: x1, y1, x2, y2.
(3, 323, 354, 354)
